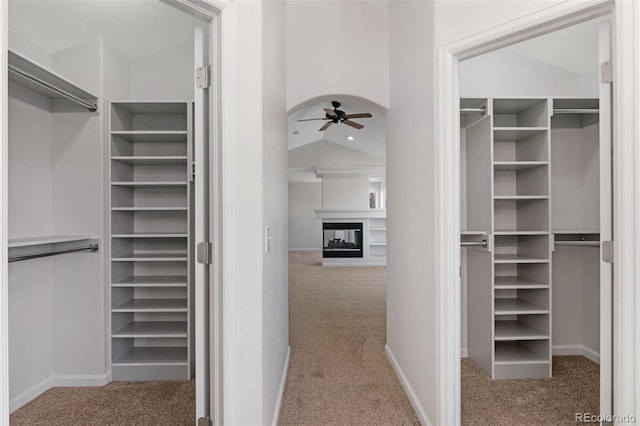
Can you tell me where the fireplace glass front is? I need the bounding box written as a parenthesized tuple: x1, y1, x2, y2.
(322, 222, 363, 258)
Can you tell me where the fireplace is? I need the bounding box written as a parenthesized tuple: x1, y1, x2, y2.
(322, 222, 363, 258)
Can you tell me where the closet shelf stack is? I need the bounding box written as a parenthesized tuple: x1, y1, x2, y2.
(109, 101, 194, 381)
(463, 98, 552, 380)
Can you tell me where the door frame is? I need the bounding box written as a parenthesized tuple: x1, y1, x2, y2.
(435, 0, 639, 424)
(0, 0, 239, 424)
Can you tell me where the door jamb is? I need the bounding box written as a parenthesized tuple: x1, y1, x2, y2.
(435, 0, 639, 424)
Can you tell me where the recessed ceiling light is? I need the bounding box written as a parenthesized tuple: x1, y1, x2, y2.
(347, 136, 354, 141)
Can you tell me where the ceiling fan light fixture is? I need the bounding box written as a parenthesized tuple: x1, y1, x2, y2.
(347, 136, 354, 141)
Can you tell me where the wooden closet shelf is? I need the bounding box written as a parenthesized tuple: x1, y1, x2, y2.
(112, 252, 188, 262)
(111, 207, 188, 211)
(494, 254, 549, 264)
(112, 275, 188, 287)
(494, 128, 547, 141)
(495, 298, 549, 315)
(111, 156, 188, 165)
(111, 182, 188, 187)
(493, 161, 548, 171)
(111, 233, 188, 238)
(111, 131, 188, 143)
(112, 347, 188, 365)
(495, 320, 549, 341)
(112, 298, 187, 313)
(494, 276, 549, 289)
(112, 321, 188, 338)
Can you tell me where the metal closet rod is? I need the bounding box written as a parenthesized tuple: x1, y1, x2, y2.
(460, 106, 486, 115)
(461, 240, 488, 248)
(9, 244, 99, 263)
(8, 66, 98, 112)
(553, 108, 599, 114)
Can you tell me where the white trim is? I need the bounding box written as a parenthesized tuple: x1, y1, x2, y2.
(0, 0, 8, 422)
(10, 373, 111, 414)
(460, 348, 468, 358)
(385, 345, 432, 426)
(435, 1, 621, 425)
(612, 0, 640, 421)
(552, 345, 600, 364)
(218, 1, 240, 425)
(271, 346, 290, 426)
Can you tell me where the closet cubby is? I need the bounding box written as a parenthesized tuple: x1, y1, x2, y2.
(493, 98, 549, 128)
(109, 101, 193, 381)
(494, 199, 549, 232)
(493, 131, 548, 162)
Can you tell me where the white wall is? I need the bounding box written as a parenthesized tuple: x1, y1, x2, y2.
(286, 0, 390, 110)
(386, 1, 567, 424)
(460, 49, 593, 98)
(236, 1, 288, 424)
(50, 39, 106, 379)
(261, 2, 289, 424)
(288, 183, 322, 250)
(386, 1, 438, 423)
(130, 42, 194, 100)
(7, 81, 55, 408)
(321, 175, 370, 210)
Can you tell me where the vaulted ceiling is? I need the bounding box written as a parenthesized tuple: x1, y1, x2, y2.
(288, 98, 386, 159)
(8, 0, 204, 61)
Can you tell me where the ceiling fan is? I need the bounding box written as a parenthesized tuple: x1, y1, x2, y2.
(297, 101, 373, 131)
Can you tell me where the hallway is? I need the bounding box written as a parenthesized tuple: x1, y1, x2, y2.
(278, 251, 419, 425)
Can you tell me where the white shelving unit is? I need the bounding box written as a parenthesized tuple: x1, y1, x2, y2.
(368, 218, 387, 261)
(109, 101, 193, 381)
(462, 98, 552, 380)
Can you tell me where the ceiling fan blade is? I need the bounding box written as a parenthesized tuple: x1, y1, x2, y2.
(297, 118, 329, 122)
(343, 113, 372, 119)
(319, 121, 333, 131)
(323, 108, 337, 117)
(342, 120, 364, 129)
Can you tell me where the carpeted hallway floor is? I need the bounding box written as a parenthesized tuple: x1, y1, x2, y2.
(278, 251, 420, 425)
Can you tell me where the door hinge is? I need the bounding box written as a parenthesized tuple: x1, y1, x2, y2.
(197, 241, 213, 265)
(601, 60, 613, 84)
(197, 417, 212, 426)
(602, 241, 614, 263)
(196, 65, 211, 89)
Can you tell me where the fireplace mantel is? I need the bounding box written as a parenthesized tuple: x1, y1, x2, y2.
(315, 209, 387, 219)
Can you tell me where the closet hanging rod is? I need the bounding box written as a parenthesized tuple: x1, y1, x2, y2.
(460, 106, 486, 115)
(8, 66, 98, 112)
(8, 244, 99, 263)
(461, 240, 488, 248)
(553, 108, 599, 114)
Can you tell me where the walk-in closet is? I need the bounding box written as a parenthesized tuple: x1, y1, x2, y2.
(6, 0, 209, 419)
(458, 17, 611, 421)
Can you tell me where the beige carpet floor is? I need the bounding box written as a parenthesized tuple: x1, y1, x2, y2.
(10, 380, 194, 425)
(278, 251, 420, 425)
(462, 355, 599, 425)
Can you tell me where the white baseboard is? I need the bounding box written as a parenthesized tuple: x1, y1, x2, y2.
(271, 346, 290, 426)
(10, 377, 54, 413)
(288, 248, 320, 252)
(552, 344, 600, 364)
(10, 372, 111, 413)
(461, 347, 468, 358)
(385, 345, 432, 426)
